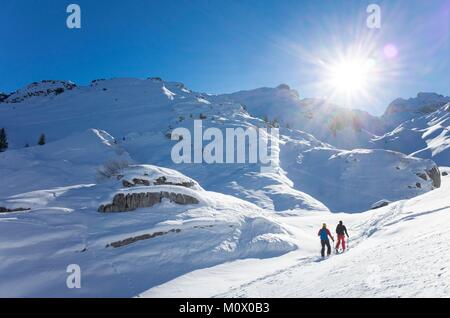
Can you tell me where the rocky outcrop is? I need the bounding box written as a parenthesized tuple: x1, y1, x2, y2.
(415, 166, 441, 189)
(153, 176, 195, 188)
(371, 200, 391, 210)
(133, 178, 150, 186)
(4, 80, 77, 103)
(0, 92, 9, 103)
(106, 228, 181, 248)
(148, 77, 162, 82)
(0, 207, 31, 213)
(121, 176, 194, 188)
(426, 166, 441, 188)
(98, 191, 199, 213)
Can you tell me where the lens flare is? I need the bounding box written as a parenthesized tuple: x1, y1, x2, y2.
(383, 44, 398, 59)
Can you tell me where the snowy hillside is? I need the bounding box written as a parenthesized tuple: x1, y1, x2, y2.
(0, 157, 296, 297)
(1, 78, 442, 212)
(382, 92, 450, 129)
(280, 144, 441, 212)
(141, 168, 450, 298)
(219, 85, 384, 149)
(373, 103, 450, 165)
(0, 77, 448, 297)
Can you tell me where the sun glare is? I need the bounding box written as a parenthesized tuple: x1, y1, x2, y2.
(328, 58, 376, 95)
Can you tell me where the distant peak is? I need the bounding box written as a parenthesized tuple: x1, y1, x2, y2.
(384, 92, 450, 117)
(416, 92, 444, 99)
(277, 83, 290, 90)
(147, 77, 163, 82)
(4, 80, 77, 104)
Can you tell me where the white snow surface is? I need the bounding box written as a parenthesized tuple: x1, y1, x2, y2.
(142, 168, 450, 298)
(0, 78, 448, 297)
(0, 164, 296, 297)
(373, 103, 450, 165)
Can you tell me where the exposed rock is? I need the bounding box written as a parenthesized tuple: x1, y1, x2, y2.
(154, 176, 195, 188)
(132, 178, 150, 186)
(107, 228, 181, 248)
(277, 83, 290, 90)
(0, 92, 9, 103)
(91, 79, 106, 85)
(98, 191, 199, 213)
(122, 180, 134, 188)
(425, 166, 441, 188)
(416, 172, 428, 181)
(4, 80, 77, 103)
(0, 207, 31, 213)
(416, 182, 422, 189)
(371, 200, 391, 210)
(443, 171, 449, 176)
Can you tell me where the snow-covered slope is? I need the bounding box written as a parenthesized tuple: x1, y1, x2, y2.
(0, 129, 131, 198)
(4, 80, 77, 104)
(0, 160, 296, 297)
(382, 92, 450, 129)
(1, 78, 440, 212)
(218, 86, 384, 149)
(0, 78, 325, 211)
(0, 77, 448, 297)
(280, 144, 441, 212)
(141, 168, 450, 298)
(373, 103, 450, 165)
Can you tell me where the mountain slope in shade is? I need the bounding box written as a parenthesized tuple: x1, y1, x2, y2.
(280, 143, 441, 212)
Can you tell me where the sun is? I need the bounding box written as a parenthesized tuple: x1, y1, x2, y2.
(328, 58, 376, 95)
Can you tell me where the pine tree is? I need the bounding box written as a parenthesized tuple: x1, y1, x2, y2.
(38, 133, 46, 146)
(0, 128, 8, 152)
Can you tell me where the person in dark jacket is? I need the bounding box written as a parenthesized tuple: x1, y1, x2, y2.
(335, 221, 349, 252)
(318, 223, 334, 257)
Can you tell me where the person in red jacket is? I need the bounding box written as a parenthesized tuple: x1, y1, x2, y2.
(335, 221, 349, 252)
(318, 223, 334, 257)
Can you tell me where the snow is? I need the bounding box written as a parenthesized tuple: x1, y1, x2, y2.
(218, 88, 383, 149)
(0, 163, 296, 297)
(141, 171, 450, 298)
(0, 77, 449, 297)
(373, 103, 450, 165)
(280, 143, 440, 212)
(383, 93, 450, 128)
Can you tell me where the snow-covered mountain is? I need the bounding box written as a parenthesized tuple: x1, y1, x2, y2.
(382, 92, 450, 129)
(0, 78, 442, 212)
(219, 85, 384, 149)
(0, 77, 448, 297)
(143, 168, 450, 298)
(218, 85, 449, 165)
(373, 103, 450, 165)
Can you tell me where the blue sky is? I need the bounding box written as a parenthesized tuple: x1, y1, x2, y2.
(1, 0, 449, 115)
